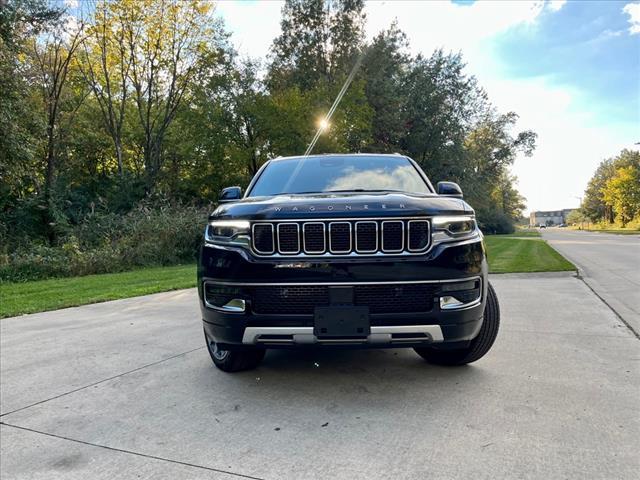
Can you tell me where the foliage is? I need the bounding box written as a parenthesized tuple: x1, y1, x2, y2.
(565, 209, 588, 225)
(1, 200, 209, 282)
(0, 0, 539, 280)
(581, 149, 640, 226)
(0, 0, 62, 217)
(601, 165, 640, 227)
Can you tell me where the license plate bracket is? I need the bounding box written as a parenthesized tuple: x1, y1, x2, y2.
(314, 306, 370, 338)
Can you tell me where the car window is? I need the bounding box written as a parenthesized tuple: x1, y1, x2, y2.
(248, 156, 431, 196)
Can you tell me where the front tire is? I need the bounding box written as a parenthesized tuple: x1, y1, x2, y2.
(414, 282, 500, 366)
(204, 329, 265, 372)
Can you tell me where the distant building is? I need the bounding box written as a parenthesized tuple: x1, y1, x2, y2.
(529, 209, 575, 227)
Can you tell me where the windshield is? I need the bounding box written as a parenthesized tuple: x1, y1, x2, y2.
(248, 155, 431, 196)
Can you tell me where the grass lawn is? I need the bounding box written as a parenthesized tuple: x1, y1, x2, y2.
(1, 264, 196, 318)
(484, 236, 575, 274)
(490, 229, 541, 238)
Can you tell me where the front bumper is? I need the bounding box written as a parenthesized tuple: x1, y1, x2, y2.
(198, 238, 487, 349)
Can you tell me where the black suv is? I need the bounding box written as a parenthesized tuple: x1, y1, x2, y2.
(198, 154, 499, 372)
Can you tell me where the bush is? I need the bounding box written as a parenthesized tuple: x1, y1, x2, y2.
(0, 201, 211, 282)
(476, 210, 515, 235)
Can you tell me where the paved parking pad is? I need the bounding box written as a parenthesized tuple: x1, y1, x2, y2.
(0, 289, 201, 415)
(0, 425, 235, 480)
(1, 275, 638, 479)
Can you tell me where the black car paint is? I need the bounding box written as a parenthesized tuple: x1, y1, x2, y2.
(198, 155, 488, 350)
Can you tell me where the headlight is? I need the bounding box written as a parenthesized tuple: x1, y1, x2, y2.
(431, 215, 478, 243)
(204, 220, 251, 247)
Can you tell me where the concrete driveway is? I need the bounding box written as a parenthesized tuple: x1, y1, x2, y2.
(1, 274, 639, 479)
(542, 229, 640, 336)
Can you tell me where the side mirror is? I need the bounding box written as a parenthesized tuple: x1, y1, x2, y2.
(436, 181, 463, 198)
(219, 186, 242, 203)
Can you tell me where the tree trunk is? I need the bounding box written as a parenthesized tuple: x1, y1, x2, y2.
(115, 138, 123, 176)
(43, 120, 56, 244)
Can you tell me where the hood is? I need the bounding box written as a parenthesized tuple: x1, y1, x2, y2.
(210, 192, 473, 221)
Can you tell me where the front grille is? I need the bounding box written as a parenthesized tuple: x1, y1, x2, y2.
(382, 221, 403, 252)
(250, 283, 436, 314)
(277, 223, 299, 253)
(251, 286, 329, 314)
(303, 223, 325, 253)
(355, 222, 377, 252)
(329, 222, 351, 252)
(354, 284, 436, 314)
(251, 218, 430, 256)
(408, 220, 429, 251)
(253, 224, 274, 253)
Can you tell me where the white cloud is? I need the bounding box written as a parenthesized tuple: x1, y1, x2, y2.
(64, 0, 79, 8)
(486, 76, 636, 212)
(546, 0, 567, 12)
(623, 2, 640, 34)
(365, 1, 545, 57)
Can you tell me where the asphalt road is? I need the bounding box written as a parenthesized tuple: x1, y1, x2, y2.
(542, 228, 640, 336)
(1, 274, 639, 479)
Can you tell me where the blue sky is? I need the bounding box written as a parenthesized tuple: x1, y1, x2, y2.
(492, 0, 639, 127)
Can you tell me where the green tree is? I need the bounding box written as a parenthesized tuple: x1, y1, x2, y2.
(78, 0, 133, 177)
(28, 14, 85, 242)
(583, 149, 640, 223)
(118, 0, 219, 189)
(0, 0, 61, 205)
(268, 0, 365, 91)
(491, 172, 527, 221)
(267, 0, 372, 158)
(402, 50, 482, 178)
(602, 164, 640, 226)
(565, 209, 588, 226)
(360, 22, 409, 152)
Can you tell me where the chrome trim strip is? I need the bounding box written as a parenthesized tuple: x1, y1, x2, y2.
(439, 277, 482, 311)
(440, 297, 482, 311)
(251, 223, 275, 254)
(203, 296, 247, 313)
(276, 222, 300, 254)
(242, 325, 444, 344)
(328, 221, 352, 253)
(381, 220, 404, 253)
(302, 222, 326, 254)
(203, 276, 480, 287)
(354, 221, 378, 253)
(407, 219, 431, 252)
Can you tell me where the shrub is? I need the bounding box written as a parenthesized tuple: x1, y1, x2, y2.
(1, 201, 212, 282)
(476, 210, 515, 235)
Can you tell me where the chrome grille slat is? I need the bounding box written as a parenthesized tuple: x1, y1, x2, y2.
(277, 223, 300, 254)
(256, 217, 431, 257)
(329, 222, 352, 253)
(408, 220, 430, 252)
(302, 222, 325, 254)
(381, 220, 404, 253)
(355, 221, 378, 253)
(252, 223, 275, 254)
